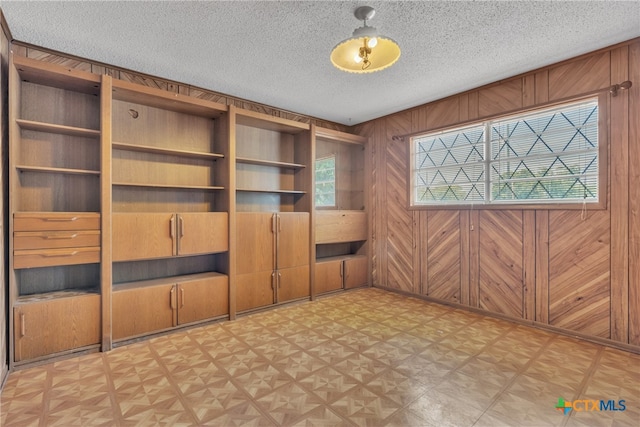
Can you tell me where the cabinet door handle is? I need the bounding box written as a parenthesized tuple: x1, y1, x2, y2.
(271, 213, 277, 233)
(179, 216, 185, 238)
(170, 286, 177, 310)
(278, 271, 282, 288)
(277, 214, 281, 233)
(45, 233, 78, 240)
(180, 286, 185, 308)
(271, 272, 277, 303)
(340, 262, 344, 278)
(44, 216, 78, 222)
(169, 216, 175, 239)
(42, 251, 78, 257)
(20, 313, 25, 337)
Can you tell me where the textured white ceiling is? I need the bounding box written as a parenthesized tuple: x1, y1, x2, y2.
(2, 1, 639, 125)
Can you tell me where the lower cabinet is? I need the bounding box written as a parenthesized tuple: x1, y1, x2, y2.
(112, 272, 228, 341)
(236, 265, 310, 312)
(344, 256, 368, 289)
(315, 259, 343, 294)
(14, 292, 101, 363)
(315, 255, 368, 295)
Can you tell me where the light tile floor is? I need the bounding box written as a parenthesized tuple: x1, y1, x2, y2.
(1, 288, 638, 426)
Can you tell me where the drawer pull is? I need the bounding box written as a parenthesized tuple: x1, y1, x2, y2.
(20, 313, 26, 337)
(44, 233, 78, 240)
(180, 287, 185, 308)
(41, 251, 79, 257)
(44, 216, 79, 222)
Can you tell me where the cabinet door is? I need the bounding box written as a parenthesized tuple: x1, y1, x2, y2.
(112, 284, 176, 340)
(344, 256, 368, 289)
(315, 259, 343, 295)
(236, 213, 275, 275)
(177, 274, 229, 325)
(278, 265, 310, 303)
(177, 212, 229, 256)
(236, 271, 275, 312)
(277, 212, 309, 269)
(14, 294, 100, 362)
(113, 213, 175, 261)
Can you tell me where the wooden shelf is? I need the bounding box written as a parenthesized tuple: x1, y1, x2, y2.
(113, 271, 226, 291)
(111, 79, 227, 118)
(16, 119, 100, 138)
(236, 157, 306, 169)
(236, 188, 306, 195)
(112, 182, 224, 191)
(13, 55, 101, 94)
(15, 289, 100, 305)
(112, 141, 224, 160)
(16, 165, 101, 176)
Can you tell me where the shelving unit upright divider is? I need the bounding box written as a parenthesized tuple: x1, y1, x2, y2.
(100, 74, 113, 351)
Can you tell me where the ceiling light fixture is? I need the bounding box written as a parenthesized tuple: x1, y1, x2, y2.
(330, 6, 401, 73)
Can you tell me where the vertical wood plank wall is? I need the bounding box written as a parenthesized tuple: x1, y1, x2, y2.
(356, 38, 640, 350)
(0, 12, 9, 384)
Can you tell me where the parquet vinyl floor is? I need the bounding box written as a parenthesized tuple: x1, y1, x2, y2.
(1, 288, 638, 426)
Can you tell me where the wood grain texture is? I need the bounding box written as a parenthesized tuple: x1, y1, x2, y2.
(315, 211, 367, 244)
(535, 210, 550, 324)
(609, 46, 629, 343)
(534, 70, 549, 104)
(629, 40, 640, 346)
(548, 210, 610, 338)
(0, 20, 9, 378)
(458, 94, 469, 123)
(384, 112, 415, 293)
(468, 91, 479, 120)
(460, 210, 470, 305)
(469, 210, 480, 307)
(411, 106, 428, 134)
(478, 211, 524, 318)
(549, 51, 610, 100)
(523, 211, 535, 321)
(523, 75, 535, 107)
(26, 47, 92, 72)
(478, 79, 522, 118)
(426, 211, 461, 303)
(14, 293, 100, 362)
(427, 97, 459, 130)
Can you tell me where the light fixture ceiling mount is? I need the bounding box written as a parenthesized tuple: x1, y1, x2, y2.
(330, 6, 401, 73)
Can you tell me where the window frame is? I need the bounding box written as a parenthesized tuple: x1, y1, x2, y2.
(407, 94, 608, 210)
(314, 154, 337, 209)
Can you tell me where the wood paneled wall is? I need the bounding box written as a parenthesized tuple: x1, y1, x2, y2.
(1, 11, 10, 385)
(357, 38, 640, 351)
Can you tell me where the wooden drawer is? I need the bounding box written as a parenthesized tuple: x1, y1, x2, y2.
(14, 230, 100, 250)
(14, 212, 100, 232)
(14, 247, 100, 269)
(316, 210, 367, 244)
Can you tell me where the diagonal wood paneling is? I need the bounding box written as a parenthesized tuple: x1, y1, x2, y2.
(478, 79, 523, 118)
(426, 98, 459, 131)
(548, 51, 610, 100)
(425, 211, 461, 303)
(478, 211, 524, 318)
(549, 210, 610, 338)
(629, 40, 640, 346)
(384, 113, 415, 293)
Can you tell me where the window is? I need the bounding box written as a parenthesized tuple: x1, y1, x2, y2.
(315, 155, 336, 207)
(411, 98, 599, 206)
